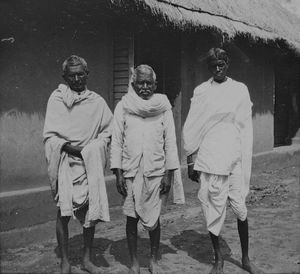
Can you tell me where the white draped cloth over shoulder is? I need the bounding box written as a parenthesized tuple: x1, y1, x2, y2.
(43, 84, 113, 223)
(122, 84, 172, 118)
(183, 77, 253, 235)
(183, 77, 253, 197)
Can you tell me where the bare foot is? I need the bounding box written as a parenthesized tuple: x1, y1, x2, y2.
(242, 257, 264, 274)
(60, 260, 71, 274)
(82, 259, 102, 274)
(209, 260, 224, 274)
(128, 262, 140, 274)
(149, 258, 160, 274)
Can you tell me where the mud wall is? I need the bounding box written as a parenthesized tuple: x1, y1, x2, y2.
(0, 0, 113, 192)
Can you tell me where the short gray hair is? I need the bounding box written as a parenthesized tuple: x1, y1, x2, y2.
(132, 64, 157, 83)
(206, 48, 229, 64)
(62, 55, 88, 75)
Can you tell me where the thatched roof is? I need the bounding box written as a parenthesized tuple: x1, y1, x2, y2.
(110, 0, 300, 53)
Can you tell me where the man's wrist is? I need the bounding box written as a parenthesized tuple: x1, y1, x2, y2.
(61, 142, 70, 152)
(113, 168, 123, 178)
(187, 154, 194, 165)
(165, 169, 174, 184)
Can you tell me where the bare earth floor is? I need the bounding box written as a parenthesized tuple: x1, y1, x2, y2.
(1, 164, 300, 274)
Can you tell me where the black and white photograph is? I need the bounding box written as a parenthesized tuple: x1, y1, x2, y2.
(0, 0, 299, 273)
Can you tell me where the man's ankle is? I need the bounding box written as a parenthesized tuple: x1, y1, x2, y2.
(242, 255, 251, 264)
(150, 253, 159, 261)
(214, 251, 223, 262)
(82, 253, 92, 264)
(213, 256, 224, 268)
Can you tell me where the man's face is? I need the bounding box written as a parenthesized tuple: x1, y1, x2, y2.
(208, 59, 229, 83)
(132, 69, 157, 100)
(63, 64, 88, 92)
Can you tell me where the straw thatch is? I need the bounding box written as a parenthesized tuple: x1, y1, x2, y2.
(110, 0, 300, 53)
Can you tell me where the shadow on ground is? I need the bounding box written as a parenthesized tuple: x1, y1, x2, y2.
(55, 234, 177, 269)
(109, 237, 177, 268)
(52, 229, 273, 273)
(170, 230, 231, 264)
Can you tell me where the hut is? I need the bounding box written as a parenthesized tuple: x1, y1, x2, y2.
(0, 0, 299, 194)
(108, 0, 300, 153)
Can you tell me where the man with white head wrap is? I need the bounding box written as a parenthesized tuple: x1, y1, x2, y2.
(111, 64, 184, 274)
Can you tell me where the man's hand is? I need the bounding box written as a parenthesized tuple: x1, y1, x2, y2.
(62, 143, 83, 159)
(160, 170, 174, 195)
(113, 168, 127, 197)
(187, 155, 200, 183)
(188, 163, 200, 183)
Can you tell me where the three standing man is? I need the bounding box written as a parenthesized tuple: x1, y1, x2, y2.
(44, 48, 260, 274)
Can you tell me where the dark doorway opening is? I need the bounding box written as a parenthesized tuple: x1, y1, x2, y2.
(274, 66, 300, 146)
(134, 30, 181, 106)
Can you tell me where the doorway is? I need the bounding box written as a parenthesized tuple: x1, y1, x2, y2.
(274, 66, 300, 146)
(134, 30, 181, 106)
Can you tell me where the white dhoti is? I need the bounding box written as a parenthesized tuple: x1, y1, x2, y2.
(123, 163, 162, 231)
(198, 162, 247, 236)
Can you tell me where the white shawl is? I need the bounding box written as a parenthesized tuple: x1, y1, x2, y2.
(183, 78, 253, 197)
(122, 85, 172, 117)
(43, 84, 112, 221)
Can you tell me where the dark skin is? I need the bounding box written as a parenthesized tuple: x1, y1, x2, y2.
(56, 63, 102, 274)
(187, 57, 262, 274)
(62, 143, 83, 159)
(63, 63, 89, 92)
(208, 59, 229, 83)
(187, 154, 199, 183)
(113, 66, 174, 274)
(114, 168, 173, 198)
(131, 67, 157, 100)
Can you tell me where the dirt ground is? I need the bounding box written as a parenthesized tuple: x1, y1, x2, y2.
(1, 163, 299, 274)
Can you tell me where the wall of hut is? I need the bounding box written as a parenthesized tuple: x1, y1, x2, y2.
(0, 0, 114, 192)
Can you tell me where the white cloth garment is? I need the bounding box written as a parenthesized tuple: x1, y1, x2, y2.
(198, 161, 247, 236)
(122, 84, 173, 118)
(111, 85, 180, 177)
(43, 84, 112, 223)
(111, 101, 179, 177)
(183, 77, 253, 197)
(111, 84, 185, 226)
(123, 158, 163, 230)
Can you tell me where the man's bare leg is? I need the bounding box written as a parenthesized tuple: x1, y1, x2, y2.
(82, 226, 102, 274)
(209, 232, 224, 274)
(149, 219, 160, 274)
(56, 210, 71, 274)
(126, 216, 140, 274)
(238, 218, 262, 274)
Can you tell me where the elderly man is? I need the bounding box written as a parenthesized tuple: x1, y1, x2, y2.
(183, 48, 261, 274)
(111, 64, 183, 274)
(43, 55, 113, 274)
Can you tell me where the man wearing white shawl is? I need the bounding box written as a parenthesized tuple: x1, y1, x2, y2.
(183, 48, 261, 274)
(111, 65, 184, 274)
(43, 55, 112, 274)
